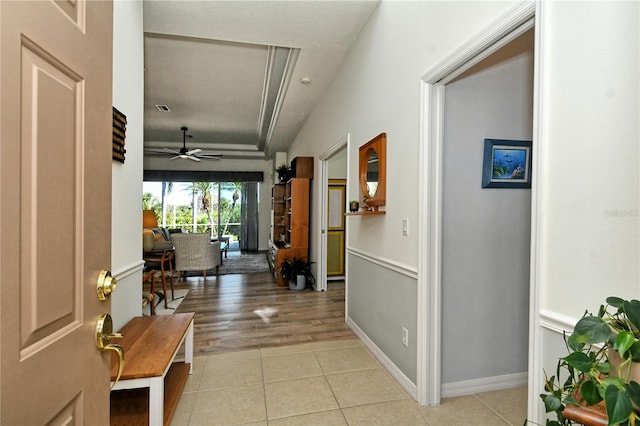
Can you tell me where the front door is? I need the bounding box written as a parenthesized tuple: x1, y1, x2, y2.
(0, 1, 113, 423)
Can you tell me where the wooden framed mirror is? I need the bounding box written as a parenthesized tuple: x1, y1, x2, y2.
(358, 132, 386, 212)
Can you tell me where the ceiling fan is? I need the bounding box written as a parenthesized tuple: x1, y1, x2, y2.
(153, 126, 222, 161)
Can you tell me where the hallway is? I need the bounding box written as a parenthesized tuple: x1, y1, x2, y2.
(169, 267, 527, 425)
(174, 267, 354, 355)
(172, 339, 527, 425)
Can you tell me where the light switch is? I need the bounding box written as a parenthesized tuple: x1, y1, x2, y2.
(402, 218, 409, 236)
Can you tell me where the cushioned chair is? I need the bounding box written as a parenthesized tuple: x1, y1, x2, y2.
(171, 233, 221, 280)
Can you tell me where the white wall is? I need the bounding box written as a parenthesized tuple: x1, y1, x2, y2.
(441, 30, 533, 386)
(530, 0, 639, 422)
(328, 148, 347, 180)
(288, 0, 519, 387)
(111, 0, 144, 330)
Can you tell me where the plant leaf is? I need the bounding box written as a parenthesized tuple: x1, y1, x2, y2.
(604, 385, 633, 425)
(572, 315, 612, 344)
(601, 376, 625, 389)
(629, 341, 640, 362)
(596, 360, 611, 375)
(607, 297, 625, 309)
(564, 352, 594, 373)
(581, 379, 603, 406)
(616, 331, 636, 356)
(567, 333, 586, 352)
(623, 300, 640, 332)
(627, 381, 640, 408)
(542, 394, 563, 413)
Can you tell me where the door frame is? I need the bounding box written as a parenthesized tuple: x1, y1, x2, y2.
(416, 1, 536, 406)
(316, 134, 350, 292)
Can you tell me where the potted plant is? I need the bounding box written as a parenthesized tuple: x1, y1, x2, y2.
(540, 296, 640, 425)
(349, 200, 359, 212)
(276, 164, 289, 182)
(279, 257, 315, 291)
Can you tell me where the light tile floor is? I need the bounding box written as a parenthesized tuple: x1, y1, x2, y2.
(172, 338, 528, 426)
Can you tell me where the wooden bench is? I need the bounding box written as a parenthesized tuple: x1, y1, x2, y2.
(110, 313, 194, 426)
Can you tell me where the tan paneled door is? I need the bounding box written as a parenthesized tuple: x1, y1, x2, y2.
(327, 180, 346, 277)
(0, 1, 113, 424)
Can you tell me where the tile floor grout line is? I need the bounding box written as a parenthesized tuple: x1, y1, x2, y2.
(259, 351, 270, 424)
(471, 393, 513, 425)
(171, 343, 527, 425)
(318, 365, 348, 424)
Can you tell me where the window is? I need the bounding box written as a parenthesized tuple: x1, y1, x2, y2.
(143, 181, 243, 244)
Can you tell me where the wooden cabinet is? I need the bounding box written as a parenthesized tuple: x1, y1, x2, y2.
(290, 156, 314, 179)
(269, 177, 310, 286)
(271, 183, 286, 243)
(285, 178, 309, 247)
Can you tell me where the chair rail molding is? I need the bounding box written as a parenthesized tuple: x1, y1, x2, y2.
(113, 259, 146, 281)
(346, 246, 417, 280)
(539, 309, 579, 335)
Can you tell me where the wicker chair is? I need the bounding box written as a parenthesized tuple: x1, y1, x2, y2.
(171, 233, 221, 280)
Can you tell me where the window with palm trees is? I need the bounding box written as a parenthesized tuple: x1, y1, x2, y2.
(143, 181, 243, 245)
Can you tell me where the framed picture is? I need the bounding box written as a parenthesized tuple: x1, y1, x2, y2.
(482, 139, 532, 188)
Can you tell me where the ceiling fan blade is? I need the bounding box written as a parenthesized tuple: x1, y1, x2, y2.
(163, 147, 181, 155)
(186, 148, 202, 155)
(188, 155, 201, 162)
(198, 154, 222, 160)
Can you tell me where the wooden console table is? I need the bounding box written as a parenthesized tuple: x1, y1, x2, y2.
(110, 313, 194, 426)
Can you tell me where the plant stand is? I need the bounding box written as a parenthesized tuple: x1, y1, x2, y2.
(562, 404, 607, 426)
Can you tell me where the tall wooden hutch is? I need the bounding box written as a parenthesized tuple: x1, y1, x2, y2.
(268, 157, 313, 286)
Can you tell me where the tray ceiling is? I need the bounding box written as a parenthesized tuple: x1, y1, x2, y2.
(143, 0, 380, 161)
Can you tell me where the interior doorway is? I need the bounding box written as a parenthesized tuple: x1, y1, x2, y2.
(440, 28, 534, 396)
(327, 179, 346, 280)
(317, 135, 349, 291)
(417, 3, 535, 406)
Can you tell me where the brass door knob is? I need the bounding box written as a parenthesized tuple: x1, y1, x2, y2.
(97, 269, 117, 301)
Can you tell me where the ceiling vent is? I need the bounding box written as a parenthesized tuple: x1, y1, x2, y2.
(155, 104, 171, 112)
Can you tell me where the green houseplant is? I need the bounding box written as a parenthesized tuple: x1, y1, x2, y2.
(541, 296, 640, 426)
(279, 257, 315, 291)
(276, 164, 289, 182)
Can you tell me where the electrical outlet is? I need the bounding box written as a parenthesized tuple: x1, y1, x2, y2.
(402, 218, 409, 236)
(401, 327, 409, 347)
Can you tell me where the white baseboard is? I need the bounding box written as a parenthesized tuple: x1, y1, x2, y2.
(442, 372, 528, 398)
(346, 316, 418, 400)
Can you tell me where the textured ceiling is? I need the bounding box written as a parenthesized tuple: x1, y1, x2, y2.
(142, 0, 380, 162)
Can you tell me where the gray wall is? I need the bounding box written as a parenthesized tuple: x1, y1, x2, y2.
(348, 254, 417, 381)
(441, 30, 533, 384)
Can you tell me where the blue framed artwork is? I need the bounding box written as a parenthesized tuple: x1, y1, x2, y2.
(482, 139, 532, 188)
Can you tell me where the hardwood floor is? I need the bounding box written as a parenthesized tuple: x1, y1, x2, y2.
(171, 270, 355, 355)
